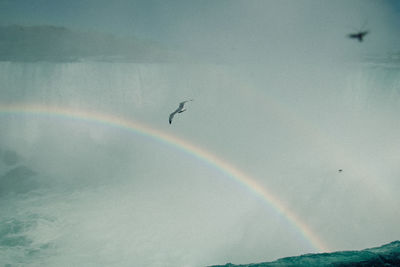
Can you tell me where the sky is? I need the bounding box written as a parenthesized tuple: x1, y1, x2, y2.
(0, 0, 400, 60)
(0, 1, 400, 266)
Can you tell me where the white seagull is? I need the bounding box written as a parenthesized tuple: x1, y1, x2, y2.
(169, 100, 193, 124)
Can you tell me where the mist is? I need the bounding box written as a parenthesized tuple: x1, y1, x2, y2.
(1, 1, 400, 266)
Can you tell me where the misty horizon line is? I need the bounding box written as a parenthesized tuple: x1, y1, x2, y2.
(0, 24, 185, 63)
(1, 24, 399, 65)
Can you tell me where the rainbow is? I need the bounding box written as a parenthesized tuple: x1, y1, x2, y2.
(0, 103, 329, 252)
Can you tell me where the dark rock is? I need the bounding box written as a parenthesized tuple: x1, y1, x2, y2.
(0, 165, 37, 195)
(210, 241, 400, 267)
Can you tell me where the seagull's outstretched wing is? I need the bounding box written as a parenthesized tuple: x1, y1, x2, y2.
(360, 31, 369, 39)
(178, 102, 186, 109)
(169, 110, 178, 124)
(178, 99, 193, 108)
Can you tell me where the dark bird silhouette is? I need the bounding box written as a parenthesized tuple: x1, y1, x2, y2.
(169, 100, 193, 124)
(347, 31, 369, 42)
(338, 169, 343, 173)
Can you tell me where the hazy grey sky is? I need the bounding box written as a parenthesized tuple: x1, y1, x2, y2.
(0, 1, 400, 266)
(0, 0, 399, 61)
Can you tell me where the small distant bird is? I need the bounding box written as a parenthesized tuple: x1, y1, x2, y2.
(347, 30, 369, 42)
(169, 100, 193, 124)
(338, 169, 343, 173)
